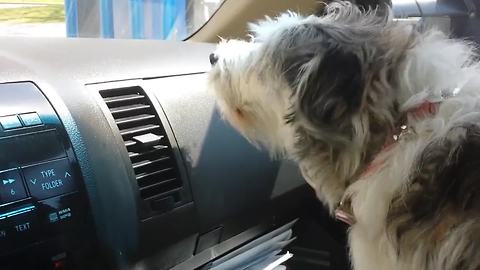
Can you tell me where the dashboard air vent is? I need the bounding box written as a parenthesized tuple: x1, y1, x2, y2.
(99, 86, 183, 215)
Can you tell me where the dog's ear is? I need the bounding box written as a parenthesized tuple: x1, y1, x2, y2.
(283, 43, 365, 127)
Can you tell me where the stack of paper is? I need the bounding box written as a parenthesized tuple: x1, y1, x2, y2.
(203, 219, 298, 270)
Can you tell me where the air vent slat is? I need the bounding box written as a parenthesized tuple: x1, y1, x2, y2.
(136, 167, 175, 183)
(110, 104, 150, 115)
(132, 156, 170, 170)
(128, 145, 168, 159)
(119, 124, 160, 137)
(139, 178, 177, 192)
(125, 140, 136, 147)
(99, 86, 184, 216)
(142, 187, 183, 201)
(115, 114, 156, 125)
(104, 93, 146, 105)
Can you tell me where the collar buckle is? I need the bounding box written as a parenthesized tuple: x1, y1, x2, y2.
(335, 197, 356, 225)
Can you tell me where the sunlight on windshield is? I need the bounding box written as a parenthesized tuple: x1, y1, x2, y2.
(0, 0, 223, 40)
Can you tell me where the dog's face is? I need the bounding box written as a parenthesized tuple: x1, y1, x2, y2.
(208, 37, 296, 155)
(209, 2, 400, 158)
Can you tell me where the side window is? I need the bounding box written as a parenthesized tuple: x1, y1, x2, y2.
(392, 0, 479, 42)
(0, 0, 224, 40)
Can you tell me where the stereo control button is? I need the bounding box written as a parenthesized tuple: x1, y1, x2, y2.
(0, 221, 10, 254)
(0, 205, 38, 254)
(23, 159, 77, 200)
(19, 112, 42, 127)
(7, 209, 39, 246)
(0, 115, 22, 130)
(0, 169, 27, 204)
(0, 223, 9, 244)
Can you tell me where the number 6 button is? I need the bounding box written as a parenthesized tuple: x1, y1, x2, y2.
(0, 169, 27, 204)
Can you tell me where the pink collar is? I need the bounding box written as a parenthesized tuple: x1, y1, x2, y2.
(335, 101, 441, 226)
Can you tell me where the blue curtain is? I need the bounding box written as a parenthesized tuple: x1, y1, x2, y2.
(131, 0, 145, 39)
(101, 0, 114, 38)
(154, 0, 186, 39)
(65, 0, 187, 39)
(64, 0, 78, 37)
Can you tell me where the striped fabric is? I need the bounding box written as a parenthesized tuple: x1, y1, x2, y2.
(65, 0, 187, 40)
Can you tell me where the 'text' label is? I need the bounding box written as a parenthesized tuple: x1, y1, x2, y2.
(15, 222, 30, 232)
(41, 169, 55, 178)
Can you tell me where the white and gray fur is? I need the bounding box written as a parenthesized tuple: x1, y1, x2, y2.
(208, 2, 480, 269)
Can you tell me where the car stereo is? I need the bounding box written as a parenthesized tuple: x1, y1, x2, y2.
(0, 82, 98, 270)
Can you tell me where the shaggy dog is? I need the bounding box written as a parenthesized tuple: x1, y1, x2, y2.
(208, 2, 480, 270)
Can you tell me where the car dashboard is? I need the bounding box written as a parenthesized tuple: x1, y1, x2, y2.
(0, 37, 312, 270)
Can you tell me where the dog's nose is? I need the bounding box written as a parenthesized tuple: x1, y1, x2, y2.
(209, 53, 219, 65)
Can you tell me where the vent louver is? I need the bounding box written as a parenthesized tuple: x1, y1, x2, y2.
(99, 86, 183, 215)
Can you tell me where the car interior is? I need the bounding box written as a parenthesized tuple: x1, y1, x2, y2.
(0, 0, 478, 269)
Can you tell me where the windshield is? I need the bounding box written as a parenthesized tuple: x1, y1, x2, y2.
(0, 0, 224, 40)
